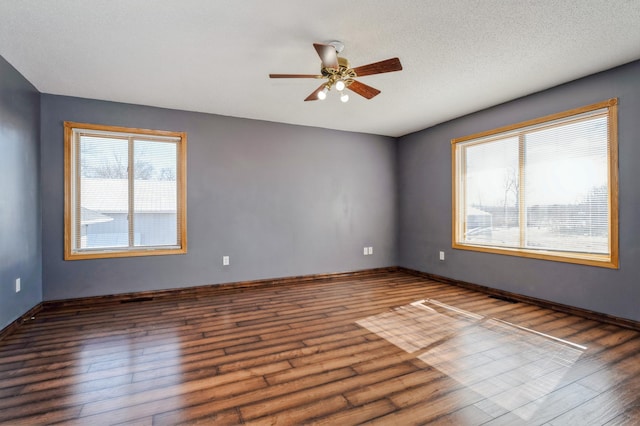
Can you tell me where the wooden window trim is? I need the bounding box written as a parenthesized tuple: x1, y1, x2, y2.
(64, 121, 187, 260)
(451, 99, 618, 269)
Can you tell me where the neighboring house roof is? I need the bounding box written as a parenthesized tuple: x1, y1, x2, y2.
(81, 207, 114, 225)
(468, 207, 491, 216)
(81, 178, 177, 213)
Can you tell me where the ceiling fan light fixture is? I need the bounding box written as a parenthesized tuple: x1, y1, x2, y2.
(317, 86, 329, 100)
(269, 42, 402, 102)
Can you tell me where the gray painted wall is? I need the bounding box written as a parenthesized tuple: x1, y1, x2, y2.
(3, 51, 638, 327)
(398, 60, 640, 322)
(40, 95, 397, 300)
(0, 56, 42, 329)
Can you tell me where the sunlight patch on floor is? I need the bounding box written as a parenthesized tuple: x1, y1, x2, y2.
(356, 299, 481, 353)
(357, 300, 586, 421)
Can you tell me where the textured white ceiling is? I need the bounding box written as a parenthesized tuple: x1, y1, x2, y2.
(1, 0, 639, 137)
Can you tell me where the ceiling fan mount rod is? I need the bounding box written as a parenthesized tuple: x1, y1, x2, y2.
(326, 40, 344, 53)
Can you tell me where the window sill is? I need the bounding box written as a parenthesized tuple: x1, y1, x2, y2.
(64, 247, 187, 261)
(452, 242, 618, 269)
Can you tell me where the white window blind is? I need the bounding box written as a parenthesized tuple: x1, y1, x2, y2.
(452, 99, 618, 268)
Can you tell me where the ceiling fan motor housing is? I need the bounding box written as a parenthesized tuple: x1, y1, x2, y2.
(321, 57, 356, 88)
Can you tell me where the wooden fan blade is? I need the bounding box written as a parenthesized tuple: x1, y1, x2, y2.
(304, 84, 328, 101)
(347, 80, 381, 99)
(269, 74, 322, 78)
(313, 43, 338, 70)
(352, 58, 402, 77)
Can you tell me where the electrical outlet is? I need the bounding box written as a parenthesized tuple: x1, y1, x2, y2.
(222, 256, 230, 266)
(439, 251, 445, 261)
(15, 278, 21, 293)
(368, 247, 373, 255)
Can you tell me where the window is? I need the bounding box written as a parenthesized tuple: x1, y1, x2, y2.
(64, 122, 187, 260)
(452, 99, 618, 268)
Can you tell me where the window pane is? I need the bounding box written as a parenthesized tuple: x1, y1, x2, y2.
(79, 136, 129, 248)
(452, 99, 617, 268)
(524, 117, 609, 254)
(133, 140, 178, 247)
(464, 137, 519, 247)
(65, 122, 186, 260)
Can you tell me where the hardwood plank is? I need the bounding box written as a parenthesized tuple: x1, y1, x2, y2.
(367, 385, 486, 425)
(0, 269, 638, 424)
(427, 404, 494, 425)
(577, 337, 640, 389)
(70, 376, 267, 425)
(310, 399, 397, 425)
(604, 405, 640, 426)
(548, 373, 640, 425)
(344, 368, 444, 406)
(1, 405, 83, 425)
(248, 394, 349, 425)
(479, 382, 599, 425)
(152, 367, 357, 424)
(241, 363, 416, 421)
(154, 408, 242, 426)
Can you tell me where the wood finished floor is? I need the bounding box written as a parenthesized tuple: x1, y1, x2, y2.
(0, 270, 639, 425)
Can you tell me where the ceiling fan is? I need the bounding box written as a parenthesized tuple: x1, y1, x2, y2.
(269, 41, 402, 103)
